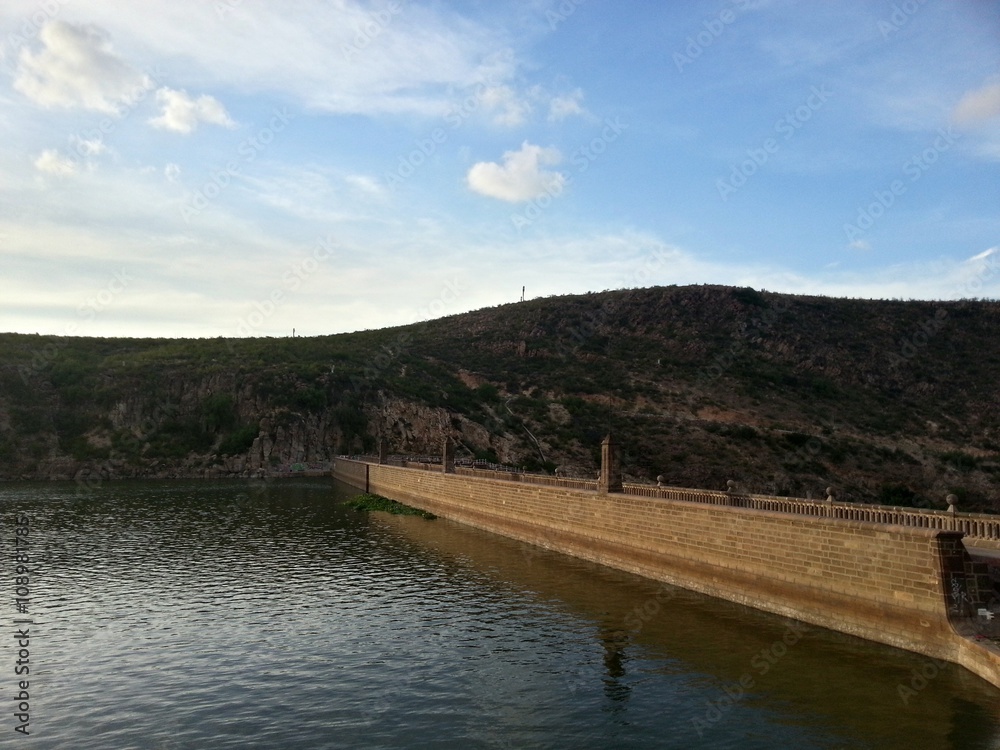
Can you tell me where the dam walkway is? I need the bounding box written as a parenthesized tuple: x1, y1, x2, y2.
(342, 451, 1000, 551)
(334, 449, 1000, 692)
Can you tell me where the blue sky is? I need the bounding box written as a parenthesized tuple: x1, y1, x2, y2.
(1, 0, 998, 338)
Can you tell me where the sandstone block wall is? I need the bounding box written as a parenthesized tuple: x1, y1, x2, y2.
(335, 459, 368, 490)
(333, 459, 1000, 690)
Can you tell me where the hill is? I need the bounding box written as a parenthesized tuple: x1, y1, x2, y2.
(1, 285, 998, 512)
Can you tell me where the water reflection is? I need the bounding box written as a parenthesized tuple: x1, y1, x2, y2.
(373, 499, 1000, 750)
(0, 478, 997, 750)
(599, 626, 632, 713)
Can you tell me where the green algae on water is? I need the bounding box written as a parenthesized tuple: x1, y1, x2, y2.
(345, 493, 436, 519)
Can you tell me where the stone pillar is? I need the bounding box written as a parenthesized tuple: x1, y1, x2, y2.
(442, 437, 455, 474)
(724, 479, 737, 506)
(599, 434, 622, 493)
(378, 438, 388, 465)
(947, 494, 958, 531)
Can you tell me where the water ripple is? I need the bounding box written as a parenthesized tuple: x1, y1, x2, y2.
(0, 479, 998, 749)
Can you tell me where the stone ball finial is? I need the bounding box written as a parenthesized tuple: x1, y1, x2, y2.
(947, 494, 958, 512)
(726, 479, 736, 492)
(656, 474, 665, 486)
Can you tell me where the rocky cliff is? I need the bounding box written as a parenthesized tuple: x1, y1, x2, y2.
(1, 285, 998, 512)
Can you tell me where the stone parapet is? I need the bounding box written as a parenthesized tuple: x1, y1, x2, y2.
(332, 458, 1000, 691)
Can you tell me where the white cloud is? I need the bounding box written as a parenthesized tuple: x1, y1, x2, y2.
(238, 168, 373, 224)
(971, 141, 1000, 162)
(34, 2, 519, 119)
(14, 21, 150, 114)
(476, 84, 588, 126)
(164, 163, 181, 182)
(149, 87, 236, 134)
(34, 149, 76, 176)
(70, 135, 107, 156)
(953, 81, 1000, 125)
(479, 85, 531, 127)
(548, 88, 585, 121)
(467, 142, 566, 202)
(345, 173, 384, 197)
(968, 247, 999, 263)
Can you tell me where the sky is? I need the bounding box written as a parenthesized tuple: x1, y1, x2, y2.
(1, 0, 998, 339)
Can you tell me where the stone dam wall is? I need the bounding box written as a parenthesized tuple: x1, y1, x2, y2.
(333, 458, 1000, 691)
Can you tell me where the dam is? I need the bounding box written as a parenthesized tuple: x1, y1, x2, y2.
(333, 436, 1000, 692)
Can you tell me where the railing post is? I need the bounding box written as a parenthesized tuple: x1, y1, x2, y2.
(947, 494, 958, 531)
(442, 437, 455, 474)
(599, 434, 623, 493)
(825, 486, 835, 517)
(725, 480, 736, 507)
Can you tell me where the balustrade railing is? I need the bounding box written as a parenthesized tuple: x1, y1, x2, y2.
(621, 483, 1000, 541)
(335, 456, 1000, 543)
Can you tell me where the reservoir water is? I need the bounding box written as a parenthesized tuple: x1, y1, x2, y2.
(2, 478, 999, 749)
